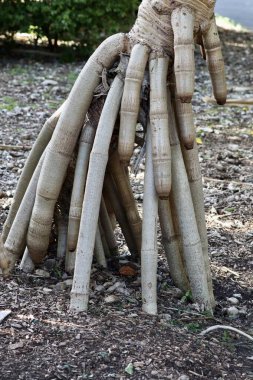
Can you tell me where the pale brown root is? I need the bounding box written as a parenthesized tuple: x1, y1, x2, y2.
(149, 57, 171, 198)
(171, 6, 195, 103)
(99, 197, 118, 256)
(3, 153, 45, 269)
(175, 99, 195, 150)
(103, 191, 117, 231)
(19, 247, 35, 273)
(158, 199, 189, 291)
(168, 89, 212, 310)
(98, 220, 111, 258)
(65, 249, 76, 274)
(141, 122, 158, 315)
(55, 207, 68, 261)
(103, 174, 137, 255)
(118, 43, 149, 163)
(70, 65, 126, 312)
(2, 105, 63, 243)
(67, 121, 96, 252)
(108, 150, 142, 254)
(0, 236, 18, 277)
(94, 226, 107, 268)
(202, 17, 227, 105)
(27, 33, 127, 262)
(182, 142, 215, 306)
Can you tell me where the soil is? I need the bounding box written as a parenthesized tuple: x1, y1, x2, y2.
(0, 28, 253, 380)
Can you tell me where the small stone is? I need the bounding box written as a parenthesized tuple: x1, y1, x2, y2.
(151, 370, 158, 375)
(35, 269, 50, 278)
(95, 284, 104, 292)
(227, 306, 239, 318)
(227, 297, 239, 305)
(160, 313, 171, 322)
(107, 281, 122, 293)
(61, 272, 68, 280)
(42, 79, 58, 86)
(178, 376, 189, 380)
(9, 341, 24, 350)
(75, 333, 81, 340)
(54, 282, 66, 291)
(63, 279, 73, 287)
(233, 293, 242, 299)
(0, 309, 11, 323)
(104, 295, 118, 304)
(42, 287, 53, 293)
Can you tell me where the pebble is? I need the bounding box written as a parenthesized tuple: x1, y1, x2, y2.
(43, 287, 53, 293)
(178, 375, 189, 380)
(35, 269, 50, 278)
(54, 282, 67, 291)
(63, 279, 73, 287)
(107, 281, 122, 293)
(104, 295, 118, 304)
(160, 313, 171, 322)
(42, 79, 58, 86)
(227, 306, 239, 318)
(227, 297, 239, 305)
(95, 284, 105, 292)
(233, 293, 242, 299)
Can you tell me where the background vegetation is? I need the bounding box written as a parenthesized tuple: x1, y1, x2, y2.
(0, 0, 139, 54)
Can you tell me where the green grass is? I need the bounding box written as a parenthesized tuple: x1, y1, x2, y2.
(9, 65, 28, 76)
(0, 96, 18, 111)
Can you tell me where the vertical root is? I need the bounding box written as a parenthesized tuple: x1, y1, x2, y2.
(149, 57, 171, 198)
(158, 199, 189, 291)
(70, 61, 127, 312)
(108, 150, 142, 254)
(141, 122, 158, 315)
(28, 33, 127, 262)
(103, 174, 137, 255)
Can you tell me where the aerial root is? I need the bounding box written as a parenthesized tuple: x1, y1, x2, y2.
(1, 35, 215, 313)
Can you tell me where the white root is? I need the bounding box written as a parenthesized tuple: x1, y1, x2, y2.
(67, 121, 96, 252)
(149, 57, 171, 199)
(168, 88, 212, 310)
(202, 17, 227, 105)
(119, 43, 149, 163)
(182, 142, 215, 307)
(70, 63, 126, 312)
(19, 248, 35, 273)
(141, 122, 158, 315)
(171, 6, 195, 103)
(200, 325, 253, 342)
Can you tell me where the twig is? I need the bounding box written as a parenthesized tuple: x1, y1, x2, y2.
(0, 144, 31, 151)
(200, 325, 253, 342)
(203, 97, 253, 106)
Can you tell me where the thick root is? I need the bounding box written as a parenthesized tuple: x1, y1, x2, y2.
(70, 61, 127, 312)
(27, 33, 128, 261)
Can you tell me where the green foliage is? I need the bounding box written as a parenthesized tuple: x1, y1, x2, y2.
(0, 0, 29, 37)
(0, 0, 139, 53)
